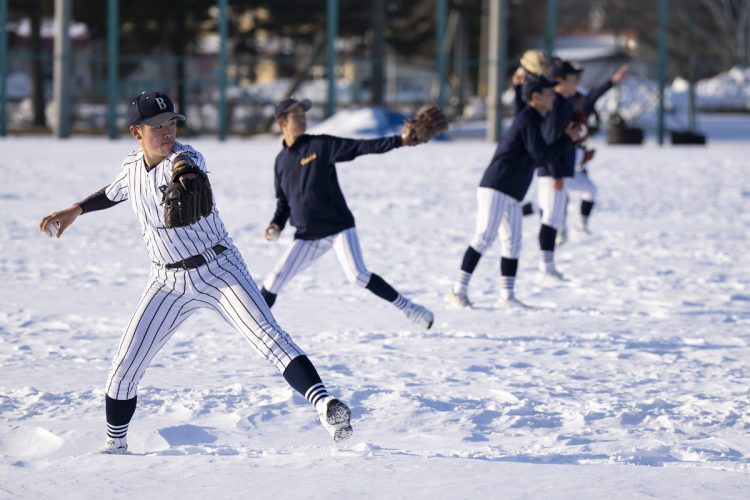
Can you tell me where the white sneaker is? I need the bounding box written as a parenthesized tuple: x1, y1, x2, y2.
(99, 437, 128, 455)
(445, 289, 473, 308)
(496, 295, 532, 309)
(404, 302, 435, 329)
(575, 222, 591, 234)
(319, 398, 353, 443)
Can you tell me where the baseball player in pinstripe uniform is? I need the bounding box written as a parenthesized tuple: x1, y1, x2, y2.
(258, 97, 434, 329)
(446, 75, 580, 309)
(39, 92, 352, 454)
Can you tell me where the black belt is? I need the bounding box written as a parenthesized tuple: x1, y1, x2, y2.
(166, 244, 228, 270)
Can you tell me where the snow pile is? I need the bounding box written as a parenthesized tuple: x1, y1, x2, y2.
(672, 66, 750, 111)
(308, 107, 406, 137)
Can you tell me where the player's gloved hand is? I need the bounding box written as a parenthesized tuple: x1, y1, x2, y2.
(582, 148, 596, 164)
(400, 105, 449, 146)
(264, 224, 281, 242)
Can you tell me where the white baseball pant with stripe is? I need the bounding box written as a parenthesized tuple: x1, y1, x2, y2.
(537, 176, 568, 230)
(263, 227, 372, 294)
(106, 245, 304, 400)
(470, 187, 523, 259)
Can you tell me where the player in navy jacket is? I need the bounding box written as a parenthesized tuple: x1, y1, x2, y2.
(447, 75, 580, 308)
(259, 97, 434, 329)
(513, 59, 582, 279)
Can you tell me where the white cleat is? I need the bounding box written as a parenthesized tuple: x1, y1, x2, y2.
(445, 289, 473, 309)
(319, 398, 353, 443)
(575, 222, 591, 234)
(404, 302, 435, 329)
(496, 295, 533, 310)
(99, 437, 128, 455)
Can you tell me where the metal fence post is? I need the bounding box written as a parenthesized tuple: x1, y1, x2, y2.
(107, 0, 119, 139)
(436, 0, 448, 108)
(326, 0, 338, 118)
(0, 0, 8, 137)
(657, 0, 668, 145)
(545, 0, 557, 54)
(218, 0, 228, 140)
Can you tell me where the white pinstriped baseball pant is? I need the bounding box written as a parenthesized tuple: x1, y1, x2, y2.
(105, 245, 303, 400)
(262, 227, 372, 294)
(470, 187, 523, 259)
(537, 176, 568, 230)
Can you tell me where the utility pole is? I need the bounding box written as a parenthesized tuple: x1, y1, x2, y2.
(53, 0, 72, 138)
(487, 0, 508, 143)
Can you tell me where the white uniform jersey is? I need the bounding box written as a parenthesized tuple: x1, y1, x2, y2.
(104, 142, 231, 266)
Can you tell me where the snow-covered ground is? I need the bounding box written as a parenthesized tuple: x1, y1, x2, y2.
(2, 126, 750, 498)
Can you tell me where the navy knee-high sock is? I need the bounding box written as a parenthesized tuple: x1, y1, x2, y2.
(365, 273, 399, 302)
(260, 286, 277, 308)
(105, 395, 137, 440)
(283, 356, 330, 412)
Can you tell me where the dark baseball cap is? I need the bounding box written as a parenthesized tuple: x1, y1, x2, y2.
(128, 91, 185, 127)
(274, 97, 312, 119)
(522, 73, 557, 101)
(552, 59, 584, 79)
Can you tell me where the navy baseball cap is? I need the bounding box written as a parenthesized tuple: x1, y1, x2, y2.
(522, 74, 557, 101)
(274, 97, 312, 119)
(128, 91, 185, 127)
(552, 59, 584, 79)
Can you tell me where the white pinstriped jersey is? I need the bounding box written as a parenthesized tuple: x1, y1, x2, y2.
(104, 142, 231, 266)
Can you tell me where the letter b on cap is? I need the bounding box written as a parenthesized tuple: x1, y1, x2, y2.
(155, 97, 167, 110)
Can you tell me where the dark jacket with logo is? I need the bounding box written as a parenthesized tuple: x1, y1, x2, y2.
(271, 134, 403, 240)
(480, 106, 571, 201)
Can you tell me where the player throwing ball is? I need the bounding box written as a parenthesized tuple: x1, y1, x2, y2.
(446, 75, 580, 308)
(39, 91, 353, 453)
(259, 98, 446, 329)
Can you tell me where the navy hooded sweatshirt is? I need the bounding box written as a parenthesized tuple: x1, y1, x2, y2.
(270, 134, 403, 240)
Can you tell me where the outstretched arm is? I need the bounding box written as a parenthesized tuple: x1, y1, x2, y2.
(328, 135, 403, 163)
(38, 186, 122, 238)
(584, 64, 629, 115)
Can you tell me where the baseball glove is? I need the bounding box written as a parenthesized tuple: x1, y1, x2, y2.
(162, 160, 213, 228)
(401, 105, 449, 146)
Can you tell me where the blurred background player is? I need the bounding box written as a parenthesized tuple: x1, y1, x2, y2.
(259, 97, 435, 329)
(446, 74, 580, 309)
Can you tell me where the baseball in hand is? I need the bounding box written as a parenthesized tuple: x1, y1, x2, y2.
(265, 225, 280, 241)
(43, 221, 61, 238)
